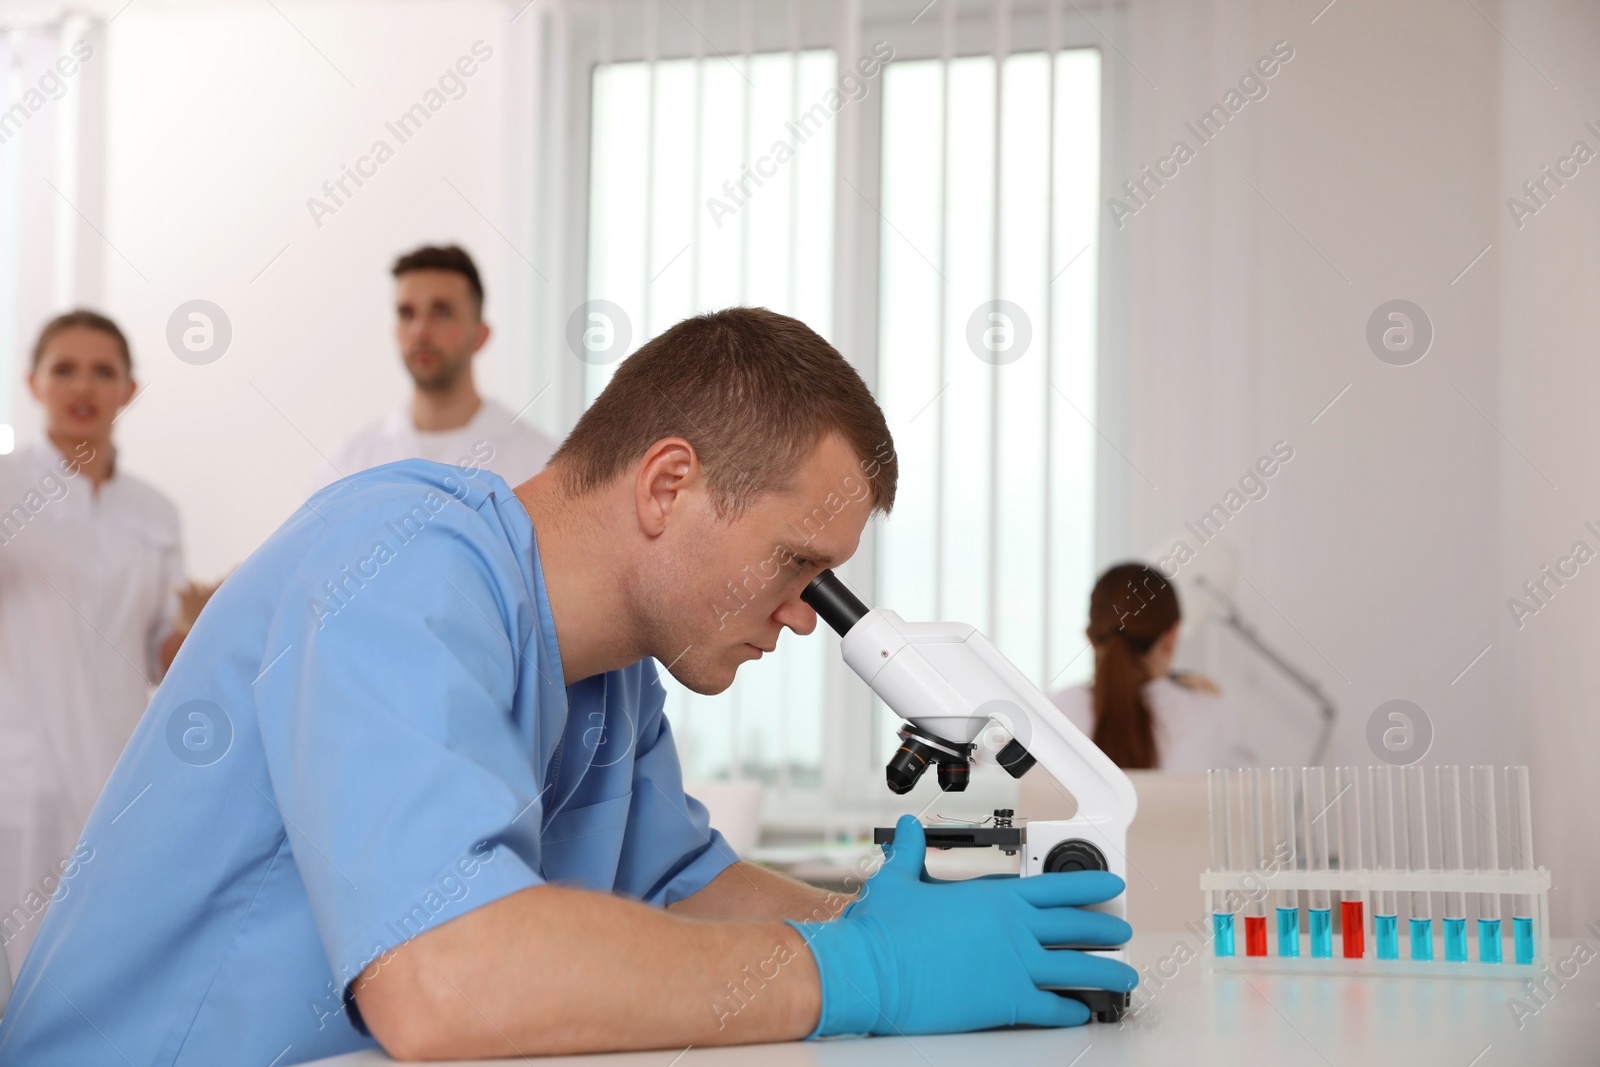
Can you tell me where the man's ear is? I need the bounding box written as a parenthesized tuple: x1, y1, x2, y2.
(634, 437, 700, 538)
(472, 320, 492, 355)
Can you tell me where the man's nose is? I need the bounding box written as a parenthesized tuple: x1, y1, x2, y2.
(774, 597, 818, 637)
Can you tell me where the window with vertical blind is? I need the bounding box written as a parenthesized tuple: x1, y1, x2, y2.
(563, 0, 1115, 804)
(586, 47, 839, 789)
(0, 15, 97, 457)
(872, 46, 1102, 766)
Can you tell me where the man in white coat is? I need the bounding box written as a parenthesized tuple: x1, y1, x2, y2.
(306, 245, 557, 497)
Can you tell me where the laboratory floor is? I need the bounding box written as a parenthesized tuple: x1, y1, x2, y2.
(305, 932, 1599, 1067)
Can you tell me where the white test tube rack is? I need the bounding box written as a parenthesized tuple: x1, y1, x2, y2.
(1200, 765, 1552, 979)
(1200, 867, 1551, 978)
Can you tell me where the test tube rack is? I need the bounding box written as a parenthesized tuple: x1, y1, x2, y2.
(1201, 764, 1551, 979)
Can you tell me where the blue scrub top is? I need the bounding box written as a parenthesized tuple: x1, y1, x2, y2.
(0, 460, 737, 1066)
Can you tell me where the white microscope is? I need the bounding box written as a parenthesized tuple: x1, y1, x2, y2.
(801, 570, 1139, 1022)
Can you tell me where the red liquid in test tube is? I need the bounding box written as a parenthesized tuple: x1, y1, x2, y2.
(1342, 900, 1365, 958)
(1335, 766, 1367, 959)
(1245, 915, 1268, 956)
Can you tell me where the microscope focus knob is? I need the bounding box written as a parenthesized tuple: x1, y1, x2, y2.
(1042, 839, 1108, 874)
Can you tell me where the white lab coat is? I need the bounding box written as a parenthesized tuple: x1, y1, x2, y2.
(305, 398, 559, 498)
(0, 437, 181, 968)
(1049, 677, 1256, 771)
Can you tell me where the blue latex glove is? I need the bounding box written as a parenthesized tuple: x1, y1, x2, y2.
(788, 814, 1137, 1037)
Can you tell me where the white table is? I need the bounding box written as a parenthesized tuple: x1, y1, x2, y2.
(305, 932, 1599, 1066)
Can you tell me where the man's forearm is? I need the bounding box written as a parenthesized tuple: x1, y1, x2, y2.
(667, 861, 854, 923)
(354, 883, 822, 1059)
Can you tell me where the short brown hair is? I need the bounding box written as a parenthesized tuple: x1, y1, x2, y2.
(31, 309, 132, 373)
(553, 307, 897, 518)
(391, 244, 484, 317)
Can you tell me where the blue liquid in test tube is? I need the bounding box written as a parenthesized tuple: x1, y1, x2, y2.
(1481, 918, 1504, 964)
(1272, 768, 1300, 958)
(1471, 765, 1504, 965)
(1444, 918, 1468, 962)
(1370, 766, 1401, 960)
(1277, 908, 1300, 957)
(1506, 766, 1539, 966)
(1213, 912, 1236, 956)
(1404, 765, 1433, 961)
(1302, 768, 1333, 958)
(1207, 770, 1236, 957)
(1375, 914, 1399, 959)
(1409, 917, 1434, 961)
(1310, 910, 1332, 958)
(1513, 917, 1533, 965)
(1437, 767, 1469, 963)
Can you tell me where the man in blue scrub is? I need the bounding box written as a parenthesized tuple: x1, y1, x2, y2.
(0, 308, 1136, 1064)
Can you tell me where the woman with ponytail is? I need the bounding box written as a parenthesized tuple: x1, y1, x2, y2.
(1049, 562, 1254, 771)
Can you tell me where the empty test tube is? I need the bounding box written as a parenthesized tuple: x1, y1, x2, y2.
(1505, 766, 1536, 965)
(1471, 765, 1502, 964)
(1369, 765, 1401, 960)
(1272, 767, 1300, 958)
(1404, 764, 1433, 960)
(1243, 768, 1269, 956)
(1207, 769, 1236, 957)
(1334, 765, 1365, 959)
(1436, 765, 1469, 962)
(1303, 767, 1333, 957)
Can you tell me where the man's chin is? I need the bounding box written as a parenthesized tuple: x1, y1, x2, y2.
(663, 657, 739, 697)
(408, 365, 465, 393)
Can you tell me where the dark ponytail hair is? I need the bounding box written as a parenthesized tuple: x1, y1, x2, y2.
(1087, 562, 1181, 769)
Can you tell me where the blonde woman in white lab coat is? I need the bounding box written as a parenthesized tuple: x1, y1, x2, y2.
(0, 311, 211, 967)
(1050, 561, 1255, 771)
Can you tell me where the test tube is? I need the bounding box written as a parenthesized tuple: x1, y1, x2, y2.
(1369, 765, 1400, 960)
(1243, 768, 1269, 956)
(1470, 765, 1502, 963)
(1505, 766, 1536, 965)
(1436, 765, 1469, 962)
(1271, 767, 1300, 958)
(1207, 769, 1236, 957)
(1302, 767, 1333, 957)
(1334, 765, 1365, 958)
(1404, 764, 1433, 961)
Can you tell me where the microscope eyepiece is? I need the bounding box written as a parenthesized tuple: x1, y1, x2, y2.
(801, 569, 870, 636)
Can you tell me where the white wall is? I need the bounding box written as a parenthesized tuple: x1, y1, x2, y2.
(81, 0, 547, 579)
(1116, 0, 1595, 933)
(1118, 0, 1504, 760)
(1496, 0, 1600, 941)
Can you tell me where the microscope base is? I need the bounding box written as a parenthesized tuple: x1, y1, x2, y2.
(1053, 987, 1130, 1023)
